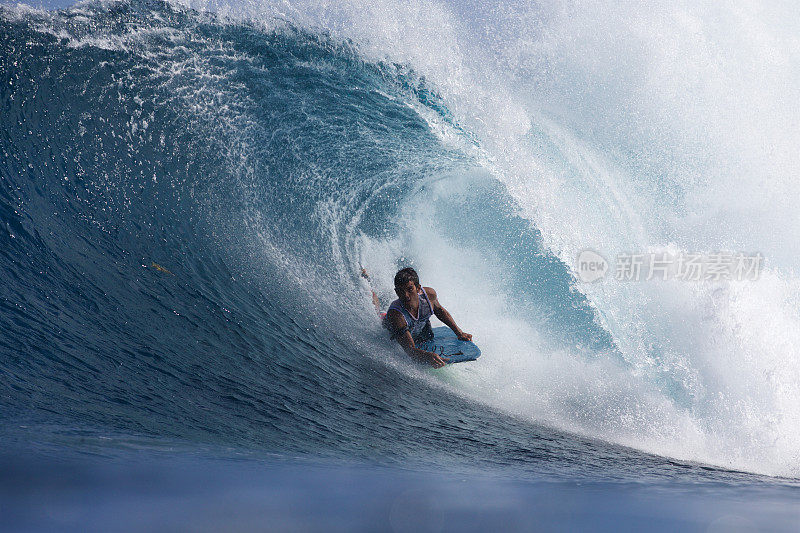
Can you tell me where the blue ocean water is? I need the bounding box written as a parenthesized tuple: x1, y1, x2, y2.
(2, 0, 800, 530)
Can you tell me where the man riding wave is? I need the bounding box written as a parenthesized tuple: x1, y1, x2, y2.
(366, 267, 472, 368)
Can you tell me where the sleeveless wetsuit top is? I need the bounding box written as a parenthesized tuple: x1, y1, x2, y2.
(387, 288, 434, 342)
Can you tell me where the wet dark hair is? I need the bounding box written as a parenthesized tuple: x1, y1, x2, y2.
(394, 267, 420, 289)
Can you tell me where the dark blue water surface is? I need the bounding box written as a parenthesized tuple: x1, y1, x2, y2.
(1, 1, 799, 530)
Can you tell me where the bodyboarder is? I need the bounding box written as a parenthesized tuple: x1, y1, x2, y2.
(363, 267, 472, 368)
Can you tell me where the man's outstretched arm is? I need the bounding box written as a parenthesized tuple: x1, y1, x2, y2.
(360, 268, 382, 315)
(425, 287, 473, 341)
(386, 309, 449, 368)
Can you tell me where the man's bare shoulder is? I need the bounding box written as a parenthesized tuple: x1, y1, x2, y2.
(423, 286, 438, 299)
(386, 308, 405, 323)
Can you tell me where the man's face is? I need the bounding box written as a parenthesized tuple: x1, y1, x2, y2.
(395, 280, 420, 306)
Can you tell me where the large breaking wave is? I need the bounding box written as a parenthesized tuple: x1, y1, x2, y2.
(2, 0, 799, 478)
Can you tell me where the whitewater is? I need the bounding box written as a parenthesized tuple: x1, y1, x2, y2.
(2, 0, 800, 529)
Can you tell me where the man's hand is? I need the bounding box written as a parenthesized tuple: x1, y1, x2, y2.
(456, 330, 472, 342)
(423, 350, 450, 368)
